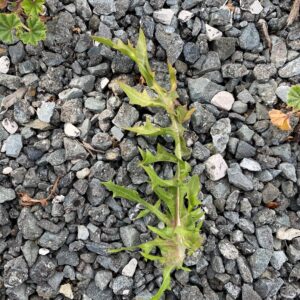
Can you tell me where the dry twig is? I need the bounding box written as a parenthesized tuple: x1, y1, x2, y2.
(257, 19, 272, 50)
(18, 176, 61, 207)
(287, 0, 300, 26)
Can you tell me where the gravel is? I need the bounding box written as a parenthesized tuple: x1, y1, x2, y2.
(0, 1, 299, 299)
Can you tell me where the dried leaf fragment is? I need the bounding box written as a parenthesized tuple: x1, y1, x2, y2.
(0, 87, 27, 113)
(19, 176, 60, 207)
(277, 227, 300, 240)
(269, 109, 292, 131)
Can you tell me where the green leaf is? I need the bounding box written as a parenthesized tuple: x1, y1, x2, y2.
(168, 63, 177, 92)
(18, 16, 46, 45)
(103, 181, 169, 224)
(152, 266, 174, 300)
(287, 85, 300, 110)
(142, 165, 176, 188)
(118, 82, 164, 108)
(21, 0, 45, 16)
(186, 175, 201, 212)
(148, 225, 173, 239)
(0, 13, 22, 43)
(176, 105, 196, 124)
(139, 144, 177, 165)
(127, 118, 171, 137)
(153, 186, 175, 217)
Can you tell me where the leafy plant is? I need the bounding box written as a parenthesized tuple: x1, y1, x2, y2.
(269, 85, 300, 131)
(92, 30, 204, 300)
(0, 0, 46, 45)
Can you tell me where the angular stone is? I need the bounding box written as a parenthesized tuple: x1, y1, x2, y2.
(38, 229, 69, 251)
(256, 226, 273, 250)
(69, 75, 95, 93)
(64, 138, 88, 160)
(211, 91, 235, 111)
(120, 225, 140, 247)
(212, 37, 236, 61)
(122, 258, 138, 277)
(227, 163, 253, 191)
(219, 239, 239, 260)
(279, 57, 300, 78)
(248, 248, 273, 279)
(112, 103, 139, 128)
(153, 9, 174, 25)
(222, 63, 249, 78)
(210, 118, 231, 152)
(242, 284, 262, 300)
(0, 56, 10, 74)
(239, 23, 260, 51)
(37, 102, 55, 123)
(4, 256, 28, 288)
(205, 24, 222, 41)
(271, 36, 287, 68)
(4, 134, 23, 158)
(0, 187, 16, 203)
(205, 154, 228, 181)
(240, 158, 261, 172)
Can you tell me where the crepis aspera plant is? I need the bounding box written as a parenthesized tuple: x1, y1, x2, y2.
(0, 0, 46, 45)
(92, 30, 204, 300)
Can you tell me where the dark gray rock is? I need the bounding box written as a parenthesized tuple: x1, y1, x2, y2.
(18, 208, 43, 240)
(60, 99, 84, 124)
(183, 42, 200, 64)
(75, 0, 92, 20)
(227, 163, 253, 191)
(222, 63, 249, 78)
(8, 42, 25, 64)
(192, 142, 210, 161)
(4, 256, 28, 288)
(38, 228, 69, 251)
(0, 187, 16, 203)
(56, 247, 79, 266)
(30, 256, 57, 284)
(191, 103, 216, 133)
(180, 285, 204, 300)
(0, 74, 21, 89)
(91, 132, 112, 150)
(242, 284, 262, 300)
(64, 137, 88, 160)
(155, 24, 184, 64)
(253, 208, 276, 226)
(112, 103, 139, 128)
(219, 239, 239, 260)
(239, 23, 260, 51)
(248, 248, 273, 279)
(69, 75, 95, 93)
(236, 141, 256, 159)
(262, 183, 280, 203)
(193, 51, 221, 75)
(237, 256, 253, 283)
(21, 241, 39, 267)
(210, 118, 231, 153)
(212, 37, 236, 61)
(112, 275, 133, 295)
(187, 77, 224, 102)
(90, 161, 116, 181)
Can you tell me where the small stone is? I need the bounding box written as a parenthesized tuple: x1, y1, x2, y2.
(0, 56, 10, 74)
(91, 132, 112, 150)
(205, 24, 222, 41)
(76, 168, 90, 179)
(237, 256, 253, 283)
(37, 102, 55, 123)
(58, 88, 83, 100)
(187, 77, 224, 102)
(84, 97, 105, 112)
(89, 0, 116, 15)
(4, 256, 28, 288)
(178, 10, 193, 22)
(112, 103, 139, 128)
(262, 183, 280, 203)
(0, 74, 21, 90)
(120, 225, 140, 247)
(227, 163, 253, 191)
(278, 163, 297, 182)
(256, 226, 273, 250)
(0, 186, 16, 204)
(122, 258, 138, 277)
(59, 284, 74, 299)
(18, 208, 43, 240)
(69, 75, 95, 93)
(2, 118, 18, 134)
(64, 138, 88, 160)
(271, 36, 287, 68)
(239, 23, 260, 51)
(212, 37, 236, 61)
(236, 141, 256, 159)
(4, 134, 23, 158)
(270, 251, 287, 270)
(275, 85, 290, 103)
(39, 248, 50, 255)
(64, 123, 81, 138)
(112, 275, 133, 295)
(61, 99, 84, 124)
(183, 42, 200, 64)
(192, 142, 210, 161)
(153, 9, 174, 25)
(240, 158, 261, 172)
(95, 270, 113, 290)
(180, 286, 203, 299)
(240, 0, 263, 14)
(219, 239, 239, 260)
(248, 248, 273, 279)
(222, 63, 249, 78)
(210, 118, 231, 153)
(3, 166, 13, 174)
(205, 154, 228, 181)
(279, 56, 300, 78)
(241, 284, 262, 300)
(29, 256, 57, 284)
(77, 225, 89, 240)
(211, 91, 235, 111)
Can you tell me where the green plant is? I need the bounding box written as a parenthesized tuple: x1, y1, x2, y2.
(92, 29, 204, 300)
(0, 0, 46, 45)
(269, 85, 300, 131)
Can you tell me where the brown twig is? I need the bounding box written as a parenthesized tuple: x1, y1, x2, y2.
(18, 176, 61, 207)
(257, 19, 272, 50)
(287, 0, 300, 26)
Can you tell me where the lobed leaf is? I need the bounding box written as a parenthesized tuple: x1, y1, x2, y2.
(269, 109, 292, 131)
(0, 13, 22, 43)
(21, 0, 45, 16)
(287, 85, 300, 110)
(139, 144, 177, 165)
(18, 16, 46, 45)
(186, 175, 201, 212)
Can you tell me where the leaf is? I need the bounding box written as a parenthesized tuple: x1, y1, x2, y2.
(186, 175, 201, 212)
(269, 109, 292, 131)
(18, 16, 46, 45)
(0, 87, 27, 112)
(148, 226, 173, 240)
(21, 0, 45, 16)
(287, 85, 300, 110)
(276, 227, 300, 240)
(103, 181, 169, 224)
(142, 165, 176, 188)
(0, 13, 22, 43)
(118, 82, 163, 108)
(127, 118, 171, 137)
(176, 105, 196, 123)
(168, 63, 177, 92)
(139, 144, 177, 165)
(153, 186, 175, 217)
(152, 266, 174, 300)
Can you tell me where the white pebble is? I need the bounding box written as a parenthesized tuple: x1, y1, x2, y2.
(211, 91, 235, 111)
(76, 168, 90, 179)
(205, 154, 228, 181)
(205, 24, 222, 41)
(178, 10, 194, 22)
(122, 258, 138, 277)
(77, 225, 89, 240)
(39, 248, 50, 255)
(100, 78, 109, 89)
(64, 123, 81, 137)
(2, 118, 18, 134)
(59, 283, 74, 299)
(240, 158, 262, 172)
(3, 167, 13, 175)
(0, 56, 10, 74)
(153, 9, 175, 25)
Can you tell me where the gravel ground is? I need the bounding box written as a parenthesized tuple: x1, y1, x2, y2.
(1, 0, 300, 299)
